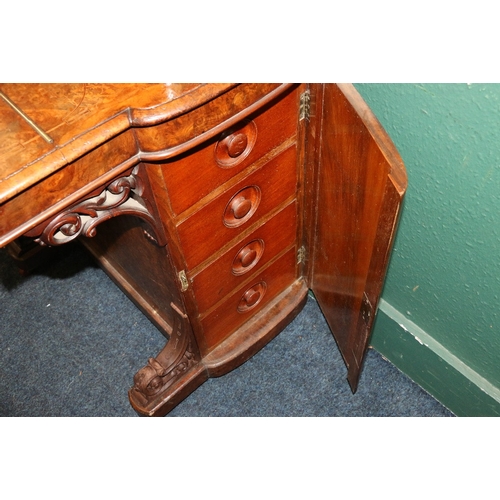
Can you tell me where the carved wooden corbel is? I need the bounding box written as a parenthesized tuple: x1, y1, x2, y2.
(129, 303, 200, 409)
(32, 166, 165, 247)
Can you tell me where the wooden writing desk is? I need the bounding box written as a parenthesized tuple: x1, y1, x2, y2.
(0, 84, 406, 416)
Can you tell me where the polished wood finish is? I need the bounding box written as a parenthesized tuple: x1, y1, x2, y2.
(176, 145, 297, 270)
(0, 83, 406, 416)
(306, 84, 407, 391)
(192, 201, 297, 313)
(0, 84, 290, 245)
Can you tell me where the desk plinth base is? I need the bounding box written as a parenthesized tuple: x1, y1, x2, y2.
(129, 280, 308, 417)
(78, 216, 308, 417)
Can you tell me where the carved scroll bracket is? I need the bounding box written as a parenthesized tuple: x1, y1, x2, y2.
(129, 303, 200, 409)
(33, 167, 166, 247)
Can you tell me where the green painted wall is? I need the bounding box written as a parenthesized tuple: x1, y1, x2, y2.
(354, 84, 500, 415)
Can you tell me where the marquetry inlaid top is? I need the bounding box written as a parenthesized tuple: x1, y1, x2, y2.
(0, 83, 235, 204)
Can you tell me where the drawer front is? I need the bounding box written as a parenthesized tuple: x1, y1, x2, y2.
(160, 87, 298, 216)
(199, 247, 298, 352)
(176, 145, 297, 270)
(190, 201, 297, 314)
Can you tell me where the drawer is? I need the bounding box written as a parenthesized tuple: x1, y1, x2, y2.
(176, 145, 297, 270)
(190, 200, 297, 314)
(159, 87, 298, 216)
(199, 246, 298, 352)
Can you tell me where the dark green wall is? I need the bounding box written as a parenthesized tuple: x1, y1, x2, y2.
(354, 84, 500, 415)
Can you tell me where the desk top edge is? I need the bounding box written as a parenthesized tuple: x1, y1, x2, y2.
(0, 83, 237, 204)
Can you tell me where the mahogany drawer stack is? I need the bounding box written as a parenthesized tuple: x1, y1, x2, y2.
(152, 88, 300, 354)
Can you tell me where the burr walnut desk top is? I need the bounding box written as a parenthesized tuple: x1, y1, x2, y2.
(0, 84, 407, 416)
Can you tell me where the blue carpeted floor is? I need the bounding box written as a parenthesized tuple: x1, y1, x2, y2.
(0, 244, 454, 417)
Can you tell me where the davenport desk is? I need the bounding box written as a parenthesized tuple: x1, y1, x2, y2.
(0, 84, 407, 416)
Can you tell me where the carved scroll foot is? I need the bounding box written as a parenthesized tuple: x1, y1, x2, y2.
(129, 303, 208, 417)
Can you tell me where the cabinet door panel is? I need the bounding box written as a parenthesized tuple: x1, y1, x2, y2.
(310, 84, 407, 391)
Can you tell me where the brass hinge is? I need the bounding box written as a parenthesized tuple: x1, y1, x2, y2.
(178, 270, 189, 292)
(299, 90, 311, 121)
(297, 246, 306, 264)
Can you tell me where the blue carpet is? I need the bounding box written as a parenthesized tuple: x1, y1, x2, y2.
(0, 244, 454, 417)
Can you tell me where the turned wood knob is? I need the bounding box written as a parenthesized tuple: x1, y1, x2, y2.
(215, 120, 257, 168)
(231, 196, 252, 219)
(227, 133, 248, 158)
(239, 248, 257, 267)
(243, 288, 261, 307)
(223, 186, 261, 228)
(232, 239, 264, 276)
(237, 281, 267, 312)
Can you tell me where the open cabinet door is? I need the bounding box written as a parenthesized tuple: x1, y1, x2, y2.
(309, 84, 407, 391)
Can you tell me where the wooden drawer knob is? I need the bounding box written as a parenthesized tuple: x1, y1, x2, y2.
(227, 133, 248, 158)
(240, 247, 257, 267)
(237, 282, 267, 313)
(231, 196, 252, 219)
(232, 239, 265, 275)
(223, 186, 261, 228)
(243, 288, 261, 306)
(215, 120, 257, 168)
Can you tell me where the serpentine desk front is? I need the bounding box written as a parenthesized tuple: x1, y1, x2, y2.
(0, 84, 407, 416)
